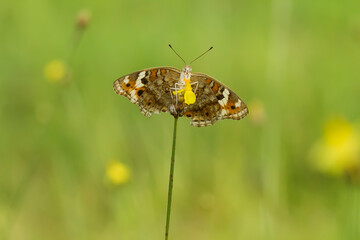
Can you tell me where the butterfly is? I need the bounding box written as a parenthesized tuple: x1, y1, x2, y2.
(113, 47, 248, 127)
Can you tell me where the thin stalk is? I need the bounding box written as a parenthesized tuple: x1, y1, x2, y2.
(165, 117, 178, 240)
(351, 184, 360, 240)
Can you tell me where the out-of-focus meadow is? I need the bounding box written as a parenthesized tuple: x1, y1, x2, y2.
(1, 0, 360, 239)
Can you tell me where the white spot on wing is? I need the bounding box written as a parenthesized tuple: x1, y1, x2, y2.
(223, 89, 230, 103)
(138, 71, 146, 79)
(135, 81, 144, 88)
(124, 76, 129, 84)
(130, 89, 137, 101)
(223, 89, 230, 97)
(135, 71, 146, 88)
(219, 99, 225, 107)
(219, 99, 228, 107)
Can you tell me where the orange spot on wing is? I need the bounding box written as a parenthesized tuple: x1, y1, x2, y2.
(202, 109, 211, 119)
(135, 87, 146, 97)
(225, 101, 239, 114)
(150, 69, 157, 81)
(160, 69, 166, 76)
(122, 81, 135, 91)
(212, 82, 219, 93)
(206, 78, 212, 84)
(184, 111, 193, 118)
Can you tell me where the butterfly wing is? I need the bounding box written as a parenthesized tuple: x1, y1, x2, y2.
(181, 72, 248, 127)
(113, 67, 248, 127)
(113, 67, 181, 117)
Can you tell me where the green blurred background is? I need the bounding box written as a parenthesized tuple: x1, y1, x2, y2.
(1, 0, 360, 239)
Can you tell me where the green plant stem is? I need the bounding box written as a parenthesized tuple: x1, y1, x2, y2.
(351, 184, 360, 240)
(165, 117, 178, 240)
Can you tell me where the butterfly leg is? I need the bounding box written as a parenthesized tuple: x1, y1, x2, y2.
(169, 86, 181, 117)
(170, 86, 181, 104)
(170, 83, 187, 116)
(171, 83, 185, 104)
(190, 81, 199, 93)
(174, 83, 185, 93)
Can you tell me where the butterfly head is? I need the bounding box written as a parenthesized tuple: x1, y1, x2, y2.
(182, 65, 192, 80)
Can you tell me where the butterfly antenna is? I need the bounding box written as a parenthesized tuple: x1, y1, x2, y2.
(190, 47, 213, 65)
(169, 44, 186, 65)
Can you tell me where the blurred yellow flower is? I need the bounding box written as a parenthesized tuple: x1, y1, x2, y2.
(44, 60, 67, 83)
(311, 118, 360, 177)
(248, 99, 266, 125)
(106, 160, 130, 185)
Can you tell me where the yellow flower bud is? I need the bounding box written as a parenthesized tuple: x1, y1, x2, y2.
(106, 160, 130, 185)
(44, 60, 67, 83)
(76, 9, 91, 29)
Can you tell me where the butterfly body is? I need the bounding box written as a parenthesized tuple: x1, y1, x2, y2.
(113, 66, 248, 127)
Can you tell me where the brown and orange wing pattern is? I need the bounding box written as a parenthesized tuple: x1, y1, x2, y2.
(113, 68, 248, 127)
(113, 67, 181, 117)
(180, 73, 248, 127)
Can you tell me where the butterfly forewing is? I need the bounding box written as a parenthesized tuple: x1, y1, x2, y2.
(113, 67, 181, 117)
